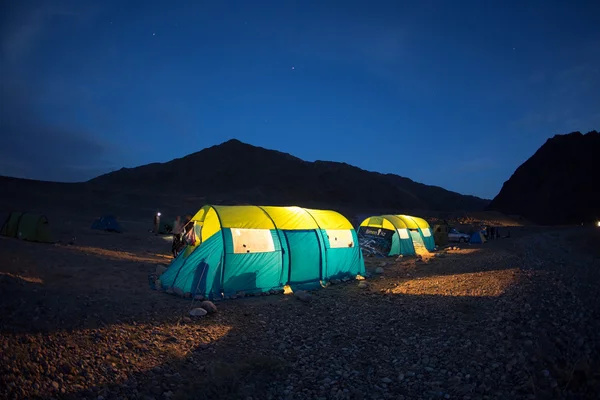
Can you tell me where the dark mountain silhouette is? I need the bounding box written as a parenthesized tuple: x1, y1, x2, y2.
(487, 130, 600, 225)
(88, 139, 489, 212)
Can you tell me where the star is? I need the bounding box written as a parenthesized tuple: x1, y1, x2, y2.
(153, 33, 156, 36)
(291, 66, 295, 70)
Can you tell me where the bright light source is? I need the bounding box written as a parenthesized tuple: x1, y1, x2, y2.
(596, 221, 600, 227)
(157, 212, 161, 216)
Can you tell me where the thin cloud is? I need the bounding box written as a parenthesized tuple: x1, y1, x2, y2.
(0, 0, 99, 67)
(0, 79, 117, 182)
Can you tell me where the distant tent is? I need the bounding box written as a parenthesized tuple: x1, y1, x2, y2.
(396, 215, 435, 252)
(470, 231, 487, 244)
(0, 211, 55, 243)
(91, 215, 123, 233)
(358, 215, 417, 257)
(358, 214, 435, 255)
(159, 205, 365, 299)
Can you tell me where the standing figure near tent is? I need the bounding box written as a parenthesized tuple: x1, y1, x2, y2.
(153, 212, 161, 234)
(171, 216, 183, 257)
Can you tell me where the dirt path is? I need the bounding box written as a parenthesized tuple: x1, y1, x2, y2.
(1, 226, 598, 399)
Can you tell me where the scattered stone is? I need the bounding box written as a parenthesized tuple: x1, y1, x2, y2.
(295, 290, 312, 302)
(189, 308, 208, 317)
(375, 267, 384, 274)
(199, 301, 217, 313)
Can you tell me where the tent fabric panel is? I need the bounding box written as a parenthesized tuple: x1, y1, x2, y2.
(275, 229, 290, 287)
(419, 228, 436, 251)
(304, 208, 353, 230)
(190, 205, 354, 231)
(261, 206, 319, 230)
(3, 213, 54, 243)
(201, 207, 222, 242)
(321, 229, 364, 279)
(191, 205, 211, 222)
(410, 230, 426, 249)
(396, 215, 420, 229)
(285, 230, 322, 286)
(160, 233, 224, 298)
(222, 252, 283, 295)
(0, 212, 22, 237)
(222, 228, 283, 295)
(361, 216, 396, 230)
(396, 229, 417, 256)
(381, 215, 409, 229)
(213, 205, 276, 230)
(390, 232, 400, 256)
(362, 216, 383, 227)
(33, 217, 54, 243)
(409, 216, 431, 229)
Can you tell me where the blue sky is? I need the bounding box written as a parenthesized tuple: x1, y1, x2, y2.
(1, 0, 599, 199)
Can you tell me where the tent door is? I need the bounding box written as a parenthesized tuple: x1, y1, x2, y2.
(410, 230, 425, 250)
(285, 230, 321, 285)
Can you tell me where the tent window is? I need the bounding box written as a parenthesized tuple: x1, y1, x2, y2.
(231, 228, 275, 254)
(422, 228, 432, 237)
(326, 229, 354, 248)
(397, 229, 410, 239)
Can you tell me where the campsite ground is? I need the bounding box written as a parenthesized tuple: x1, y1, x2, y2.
(1, 218, 599, 400)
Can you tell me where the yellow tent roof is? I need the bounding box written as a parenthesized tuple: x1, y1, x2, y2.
(396, 215, 431, 230)
(360, 214, 431, 231)
(191, 205, 353, 242)
(360, 215, 409, 230)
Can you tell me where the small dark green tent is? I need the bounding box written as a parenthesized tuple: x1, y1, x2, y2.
(0, 212, 55, 243)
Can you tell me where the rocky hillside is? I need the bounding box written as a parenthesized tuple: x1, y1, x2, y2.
(88, 139, 489, 212)
(487, 130, 600, 225)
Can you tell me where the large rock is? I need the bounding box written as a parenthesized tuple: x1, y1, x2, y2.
(199, 301, 217, 313)
(295, 290, 312, 302)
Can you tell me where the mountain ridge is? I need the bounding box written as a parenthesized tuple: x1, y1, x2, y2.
(487, 130, 600, 225)
(88, 138, 489, 212)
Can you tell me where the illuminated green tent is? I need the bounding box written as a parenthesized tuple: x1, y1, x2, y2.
(159, 205, 365, 299)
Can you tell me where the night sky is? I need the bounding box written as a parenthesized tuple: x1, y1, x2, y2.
(1, 0, 599, 199)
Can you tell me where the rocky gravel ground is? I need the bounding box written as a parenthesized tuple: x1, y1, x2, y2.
(1, 226, 599, 400)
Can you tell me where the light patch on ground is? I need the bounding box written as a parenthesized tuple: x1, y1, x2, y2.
(1, 321, 232, 395)
(0, 271, 44, 284)
(391, 268, 521, 297)
(65, 245, 171, 263)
